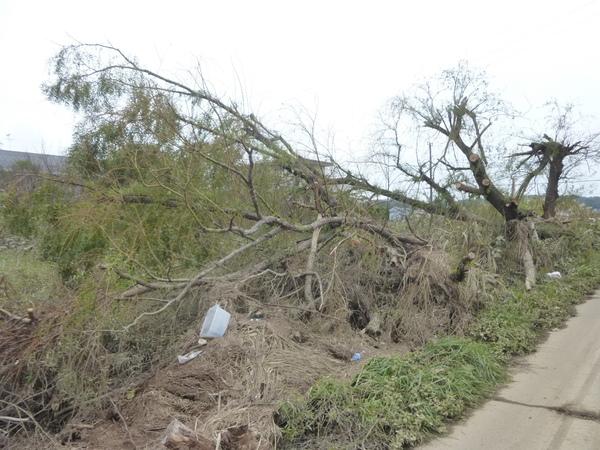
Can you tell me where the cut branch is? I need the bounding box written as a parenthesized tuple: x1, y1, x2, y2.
(0, 307, 35, 324)
(455, 182, 483, 195)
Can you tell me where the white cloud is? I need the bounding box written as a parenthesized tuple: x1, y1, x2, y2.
(0, 0, 598, 163)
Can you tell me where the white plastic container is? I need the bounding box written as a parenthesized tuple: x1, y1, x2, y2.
(200, 304, 231, 338)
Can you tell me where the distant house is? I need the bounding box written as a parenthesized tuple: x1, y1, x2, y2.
(0, 148, 66, 175)
(371, 199, 412, 220)
(297, 156, 334, 176)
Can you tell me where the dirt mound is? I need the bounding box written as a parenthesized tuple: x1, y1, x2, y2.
(54, 313, 403, 449)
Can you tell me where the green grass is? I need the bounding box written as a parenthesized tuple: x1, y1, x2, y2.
(470, 252, 600, 359)
(279, 238, 600, 449)
(0, 249, 65, 310)
(279, 338, 505, 448)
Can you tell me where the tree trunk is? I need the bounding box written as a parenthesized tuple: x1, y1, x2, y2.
(304, 215, 322, 309)
(506, 219, 537, 290)
(522, 243, 536, 291)
(543, 158, 564, 219)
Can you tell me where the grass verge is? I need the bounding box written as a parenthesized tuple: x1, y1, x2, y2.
(278, 246, 600, 449)
(278, 338, 505, 448)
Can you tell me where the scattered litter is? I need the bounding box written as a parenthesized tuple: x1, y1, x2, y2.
(197, 338, 208, 347)
(200, 304, 231, 338)
(546, 271, 562, 279)
(177, 350, 203, 365)
(248, 310, 265, 320)
(351, 352, 363, 362)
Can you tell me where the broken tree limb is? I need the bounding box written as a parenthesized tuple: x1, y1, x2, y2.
(508, 220, 537, 290)
(523, 244, 536, 291)
(115, 211, 424, 327)
(329, 174, 476, 222)
(117, 230, 339, 298)
(528, 220, 539, 242)
(122, 194, 179, 208)
(362, 311, 382, 338)
(200, 213, 427, 246)
(350, 219, 426, 247)
(522, 219, 537, 290)
(0, 416, 30, 423)
(0, 307, 35, 324)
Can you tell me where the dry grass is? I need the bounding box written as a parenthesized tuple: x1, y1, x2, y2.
(62, 311, 397, 449)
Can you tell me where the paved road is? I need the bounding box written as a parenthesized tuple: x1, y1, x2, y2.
(421, 291, 600, 450)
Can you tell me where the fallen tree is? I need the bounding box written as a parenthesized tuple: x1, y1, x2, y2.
(44, 43, 445, 331)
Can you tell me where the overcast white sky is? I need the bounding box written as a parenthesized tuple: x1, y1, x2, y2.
(1, 0, 599, 164)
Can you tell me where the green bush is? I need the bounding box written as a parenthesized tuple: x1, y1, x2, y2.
(7, 180, 69, 229)
(38, 222, 108, 283)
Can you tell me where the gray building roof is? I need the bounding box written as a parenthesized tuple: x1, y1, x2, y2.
(0, 148, 66, 174)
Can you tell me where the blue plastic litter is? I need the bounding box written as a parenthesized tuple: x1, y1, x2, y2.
(351, 352, 362, 362)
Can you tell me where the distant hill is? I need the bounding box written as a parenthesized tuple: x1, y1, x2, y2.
(573, 196, 600, 211)
(377, 195, 600, 220)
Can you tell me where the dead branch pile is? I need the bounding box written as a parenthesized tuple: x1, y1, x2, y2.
(0, 309, 68, 440)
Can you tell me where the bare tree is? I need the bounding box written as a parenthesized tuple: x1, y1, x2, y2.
(511, 103, 600, 218)
(336, 63, 542, 288)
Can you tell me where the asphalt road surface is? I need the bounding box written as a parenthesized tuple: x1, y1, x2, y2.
(421, 290, 600, 450)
